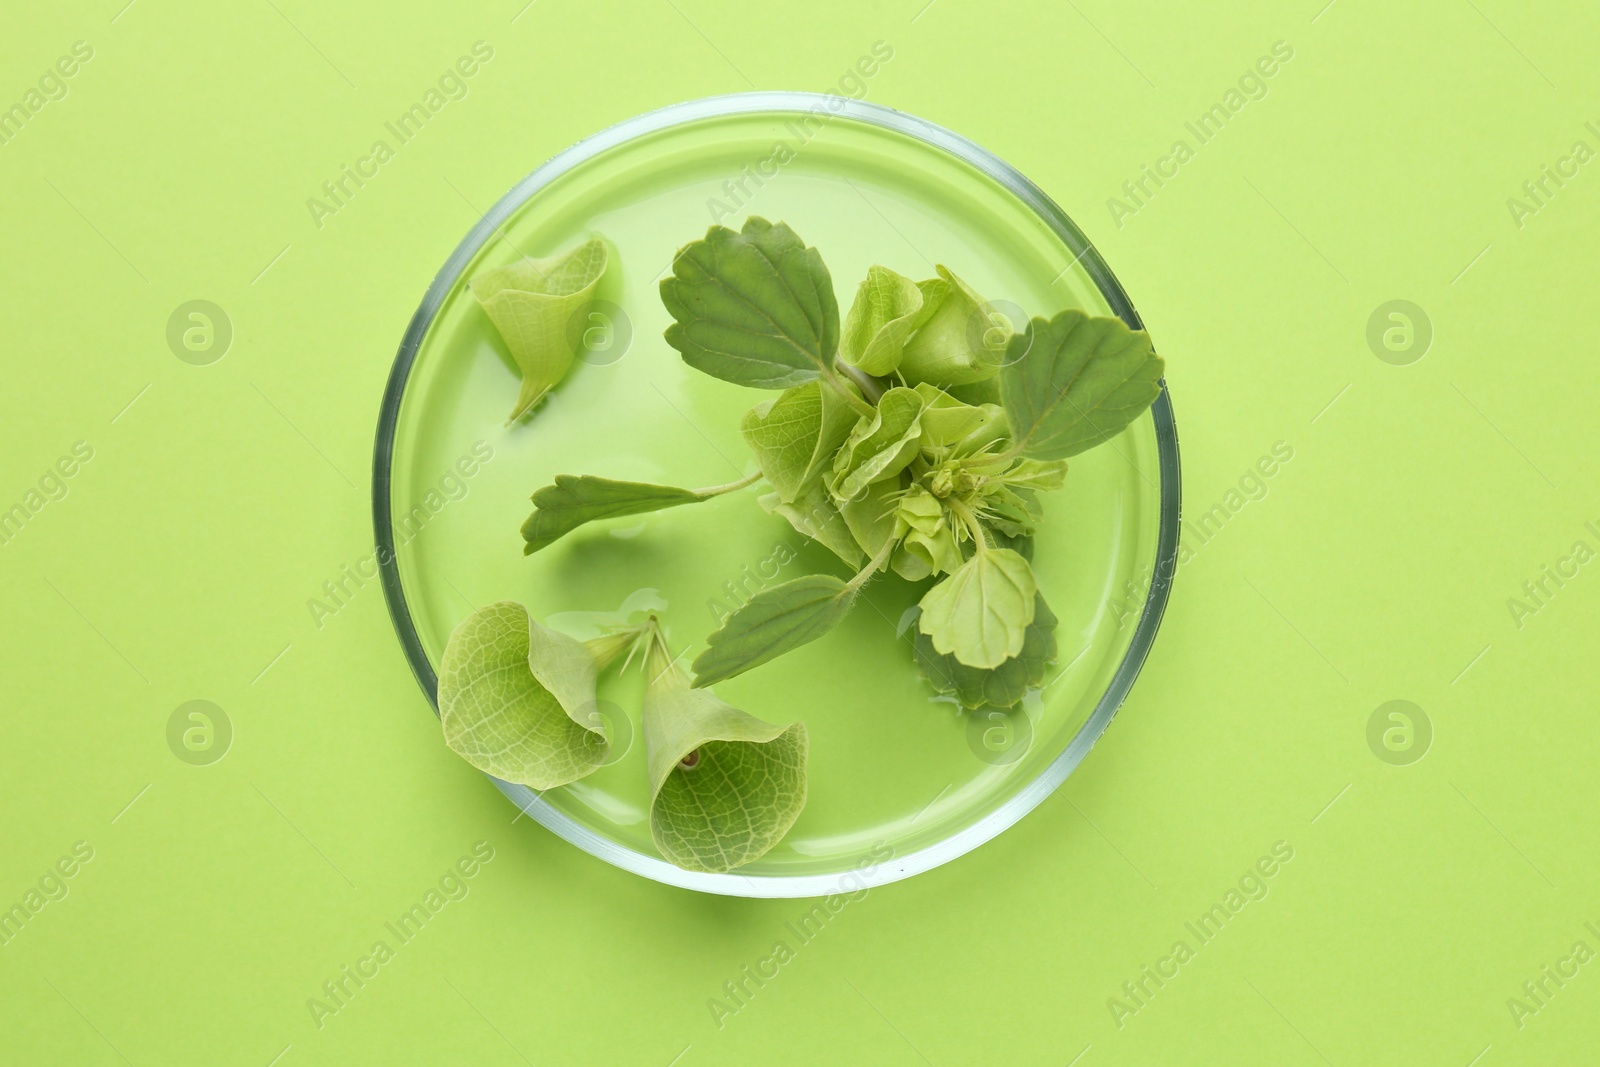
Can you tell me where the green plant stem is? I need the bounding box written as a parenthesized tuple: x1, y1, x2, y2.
(823, 368, 878, 418)
(845, 533, 900, 593)
(835, 361, 886, 405)
(694, 471, 764, 498)
(981, 441, 1026, 466)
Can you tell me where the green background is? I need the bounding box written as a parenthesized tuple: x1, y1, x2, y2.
(2, 0, 1596, 1063)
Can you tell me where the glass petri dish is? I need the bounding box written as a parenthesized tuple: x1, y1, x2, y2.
(373, 92, 1180, 898)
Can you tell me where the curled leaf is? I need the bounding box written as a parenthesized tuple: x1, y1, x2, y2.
(838, 476, 905, 558)
(1000, 310, 1164, 460)
(840, 265, 936, 375)
(827, 386, 925, 503)
(470, 236, 608, 422)
(917, 548, 1038, 668)
(914, 594, 1058, 709)
(913, 382, 1007, 457)
(741, 380, 859, 504)
(898, 266, 1000, 388)
(660, 217, 839, 389)
(896, 485, 964, 578)
(644, 664, 807, 872)
(692, 574, 857, 687)
(758, 483, 863, 566)
(523, 475, 708, 553)
(437, 602, 608, 789)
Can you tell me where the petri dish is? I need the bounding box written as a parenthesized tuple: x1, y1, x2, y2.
(373, 92, 1180, 897)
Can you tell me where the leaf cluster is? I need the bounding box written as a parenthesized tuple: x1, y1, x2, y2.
(517, 216, 1163, 708)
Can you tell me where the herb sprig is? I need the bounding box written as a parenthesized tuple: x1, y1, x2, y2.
(523, 217, 1164, 701)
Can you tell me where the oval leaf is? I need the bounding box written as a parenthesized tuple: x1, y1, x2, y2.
(470, 236, 609, 422)
(917, 548, 1038, 668)
(692, 574, 857, 687)
(643, 676, 808, 872)
(523, 475, 707, 553)
(999, 310, 1164, 460)
(437, 602, 608, 789)
(660, 217, 839, 389)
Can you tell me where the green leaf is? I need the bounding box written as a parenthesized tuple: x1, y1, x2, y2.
(1000, 458, 1070, 492)
(999, 310, 1164, 460)
(692, 574, 857, 687)
(896, 486, 964, 578)
(914, 594, 1058, 709)
(660, 217, 839, 389)
(986, 524, 1034, 561)
(839, 475, 904, 558)
(840, 265, 936, 375)
(470, 236, 609, 422)
(913, 382, 1008, 457)
(898, 266, 1001, 388)
(740, 380, 858, 504)
(758, 483, 863, 566)
(827, 386, 925, 503)
(917, 548, 1038, 668)
(522, 475, 706, 553)
(946, 377, 1002, 407)
(644, 671, 807, 872)
(891, 545, 933, 582)
(437, 602, 609, 789)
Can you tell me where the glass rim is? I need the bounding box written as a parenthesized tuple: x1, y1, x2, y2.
(371, 90, 1182, 898)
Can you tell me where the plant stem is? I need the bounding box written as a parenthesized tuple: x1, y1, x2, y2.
(845, 534, 900, 593)
(823, 369, 878, 418)
(695, 470, 764, 498)
(986, 441, 1026, 465)
(835, 361, 886, 405)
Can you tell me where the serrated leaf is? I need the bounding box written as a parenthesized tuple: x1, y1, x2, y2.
(470, 236, 608, 422)
(660, 217, 839, 389)
(437, 602, 608, 789)
(840, 265, 936, 375)
(898, 266, 1001, 388)
(827, 386, 925, 503)
(644, 675, 807, 872)
(740, 380, 858, 504)
(523, 475, 706, 553)
(1000, 310, 1164, 460)
(692, 574, 857, 687)
(917, 548, 1038, 668)
(914, 593, 1057, 709)
(758, 484, 863, 566)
